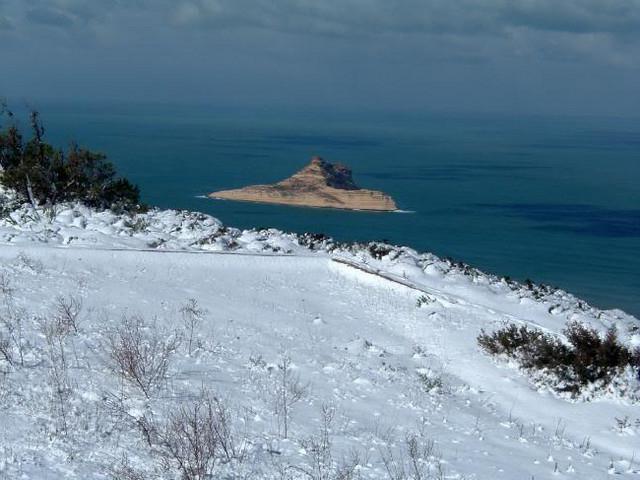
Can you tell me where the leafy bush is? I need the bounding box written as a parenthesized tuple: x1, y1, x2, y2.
(0, 103, 142, 212)
(478, 322, 640, 395)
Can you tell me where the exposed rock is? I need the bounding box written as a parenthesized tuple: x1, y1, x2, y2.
(209, 156, 397, 211)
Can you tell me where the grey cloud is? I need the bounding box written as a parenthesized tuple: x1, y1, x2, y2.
(0, 0, 638, 115)
(171, 0, 640, 38)
(171, 0, 502, 36)
(162, 0, 640, 68)
(26, 7, 75, 27)
(501, 0, 640, 35)
(44, 0, 139, 21)
(19, 0, 150, 28)
(9, 0, 640, 40)
(0, 0, 14, 29)
(0, 15, 13, 29)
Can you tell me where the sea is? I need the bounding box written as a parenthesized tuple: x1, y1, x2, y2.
(19, 101, 640, 317)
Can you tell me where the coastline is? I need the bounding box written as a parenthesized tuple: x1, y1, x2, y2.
(1, 187, 637, 326)
(18, 106, 639, 318)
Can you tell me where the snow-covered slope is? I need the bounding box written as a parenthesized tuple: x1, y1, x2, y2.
(1, 192, 637, 342)
(0, 194, 638, 479)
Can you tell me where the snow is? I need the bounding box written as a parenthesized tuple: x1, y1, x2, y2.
(0, 192, 639, 478)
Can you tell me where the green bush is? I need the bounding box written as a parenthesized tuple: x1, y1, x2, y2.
(0, 104, 142, 212)
(478, 322, 640, 394)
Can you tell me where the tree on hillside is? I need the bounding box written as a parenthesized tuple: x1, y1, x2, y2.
(0, 101, 142, 212)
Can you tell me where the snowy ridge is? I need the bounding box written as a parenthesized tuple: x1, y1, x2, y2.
(1, 189, 639, 478)
(1, 189, 637, 342)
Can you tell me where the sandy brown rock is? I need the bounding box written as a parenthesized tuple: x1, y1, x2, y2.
(209, 157, 397, 211)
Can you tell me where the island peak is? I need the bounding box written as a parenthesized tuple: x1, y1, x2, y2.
(209, 157, 397, 211)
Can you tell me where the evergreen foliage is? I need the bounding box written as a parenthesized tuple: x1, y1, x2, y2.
(478, 322, 640, 394)
(0, 102, 142, 212)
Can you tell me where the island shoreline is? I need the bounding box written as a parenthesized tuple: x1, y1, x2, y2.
(208, 194, 401, 213)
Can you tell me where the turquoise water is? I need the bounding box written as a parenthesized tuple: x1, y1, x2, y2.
(34, 103, 640, 316)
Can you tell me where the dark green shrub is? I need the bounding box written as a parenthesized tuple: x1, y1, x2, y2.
(0, 104, 142, 212)
(367, 242, 393, 260)
(478, 321, 639, 395)
(564, 323, 635, 386)
(478, 324, 544, 356)
(296, 232, 333, 251)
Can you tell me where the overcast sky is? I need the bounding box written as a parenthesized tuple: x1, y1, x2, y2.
(1, 0, 639, 115)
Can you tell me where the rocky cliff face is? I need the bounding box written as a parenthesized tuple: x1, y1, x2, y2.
(209, 157, 397, 211)
(283, 157, 358, 190)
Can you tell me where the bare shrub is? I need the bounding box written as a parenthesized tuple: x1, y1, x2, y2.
(180, 298, 206, 355)
(0, 332, 13, 366)
(157, 391, 246, 480)
(380, 431, 444, 480)
(107, 315, 180, 398)
(203, 395, 248, 464)
(47, 346, 72, 435)
(103, 391, 159, 448)
(292, 404, 361, 480)
(39, 315, 73, 435)
(16, 252, 44, 274)
(0, 369, 9, 405)
(0, 273, 13, 296)
(110, 454, 149, 480)
(272, 355, 308, 439)
(0, 302, 27, 366)
(40, 315, 69, 363)
(54, 294, 82, 334)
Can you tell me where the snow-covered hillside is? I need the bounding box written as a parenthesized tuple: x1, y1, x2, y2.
(0, 194, 639, 479)
(1, 191, 637, 344)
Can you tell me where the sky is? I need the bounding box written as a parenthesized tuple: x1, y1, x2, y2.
(1, 0, 639, 115)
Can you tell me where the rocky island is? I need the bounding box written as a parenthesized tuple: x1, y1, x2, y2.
(209, 156, 398, 211)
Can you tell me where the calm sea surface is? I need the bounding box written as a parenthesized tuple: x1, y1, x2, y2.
(32, 102, 640, 316)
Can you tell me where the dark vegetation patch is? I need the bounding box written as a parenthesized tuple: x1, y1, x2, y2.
(478, 322, 640, 396)
(296, 233, 401, 261)
(0, 102, 143, 213)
